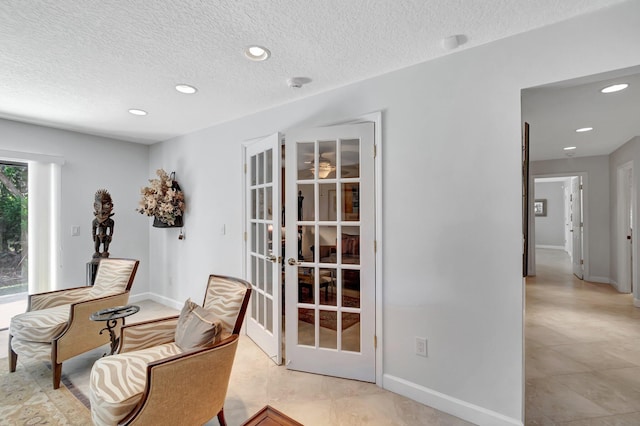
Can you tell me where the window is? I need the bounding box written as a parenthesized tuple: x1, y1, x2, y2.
(0, 161, 28, 297)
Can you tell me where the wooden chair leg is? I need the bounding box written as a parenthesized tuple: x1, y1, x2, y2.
(8, 334, 17, 372)
(53, 362, 62, 389)
(217, 407, 226, 426)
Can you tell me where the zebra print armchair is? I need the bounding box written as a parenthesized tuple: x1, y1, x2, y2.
(89, 274, 252, 426)
(8, 258, 139, 389)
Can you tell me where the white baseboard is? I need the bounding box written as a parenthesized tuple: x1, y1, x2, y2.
(382, 374, 522, 426)
(535, 245, 564, 250)
(129, 292, 182, 310)
(634, 298, 640, 308)
(587, 276, 611, 284)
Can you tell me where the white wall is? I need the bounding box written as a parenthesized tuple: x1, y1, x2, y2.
(531, 156, 610, 282)
(0, 118, 150, 295)
(534, 181, 566, 248)
(609, 136, 640, 294)
(146, 2, 640, 424)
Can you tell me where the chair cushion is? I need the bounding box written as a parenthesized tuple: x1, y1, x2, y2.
(174, 299, 222, 351)
(89, 258, 137, 298)
(203, 276, 248, 334)
(9, 304, 70, 343)
(10, 338, 52, 361)
(90, 342, 183, 426)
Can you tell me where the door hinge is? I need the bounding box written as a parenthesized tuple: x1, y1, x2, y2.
(580, 259, 584, 265)
(580, 184, 583, 190)
(580, 222, 583, 227)
(244, 163, 247, 174)
(374, 335, 377, 349)
(374, 240, 377, 253)
(244, 232, 247, 241)
(374, 145, 377, 158)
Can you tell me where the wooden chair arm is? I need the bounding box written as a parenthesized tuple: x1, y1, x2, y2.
(120, 335, 239, 426)
(118, 315, 180, 354)
(53, 292, 130, 363)
(28, 286, 93, 311)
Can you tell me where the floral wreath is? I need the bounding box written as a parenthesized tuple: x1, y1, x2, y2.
(137, 169, 185, 226)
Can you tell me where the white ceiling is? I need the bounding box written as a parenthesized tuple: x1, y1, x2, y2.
(0, 0, 631, 147)
(523, 65, 640, 161)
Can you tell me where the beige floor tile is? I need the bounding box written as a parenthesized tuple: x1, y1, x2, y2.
(526, 377, 610, 422)
(525, 249, 640, 424)
(558, 412, 640, 425)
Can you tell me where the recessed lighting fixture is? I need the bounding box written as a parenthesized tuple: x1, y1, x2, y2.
(244, 45, 271, 61)
(128, 109, 147, 116)
(601, 83, 629, 93)
(576, 127, 593, 133)
(564, 146, 577, 151)
(175, 84, 197, 94)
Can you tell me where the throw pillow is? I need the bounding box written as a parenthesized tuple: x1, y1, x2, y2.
(174, 298, 222, 351)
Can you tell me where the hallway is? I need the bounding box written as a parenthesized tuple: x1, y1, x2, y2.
(526, 249, 640, 425)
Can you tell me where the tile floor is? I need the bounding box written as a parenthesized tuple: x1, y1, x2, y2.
(3, 249, 634, 425)
(0, 300, 470, 425)
(525, 249, 640, 425)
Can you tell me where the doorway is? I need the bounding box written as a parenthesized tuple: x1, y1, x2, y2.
(243, 118, 379, 382)
(532, 175, 585, 280)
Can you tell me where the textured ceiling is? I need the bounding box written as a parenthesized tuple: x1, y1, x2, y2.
(0, 0, 630, 145)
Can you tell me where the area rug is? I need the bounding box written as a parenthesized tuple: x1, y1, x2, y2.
(0, 360, 91, 425)
(298, 295, 360, 331)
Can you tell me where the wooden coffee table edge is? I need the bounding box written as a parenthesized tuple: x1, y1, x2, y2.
(241, 405, 304, 426)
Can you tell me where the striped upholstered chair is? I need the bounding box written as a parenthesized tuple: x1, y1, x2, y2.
(89, 274, 251, 426)
(8, 258, 139, 389)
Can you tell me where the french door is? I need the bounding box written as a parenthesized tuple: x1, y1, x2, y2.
(284, 122, 375, 382)
(245, 133, 282, 364)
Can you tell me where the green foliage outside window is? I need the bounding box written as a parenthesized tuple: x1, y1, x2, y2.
(0, 163, 28, 295)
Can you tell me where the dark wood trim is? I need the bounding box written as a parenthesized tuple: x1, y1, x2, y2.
(523, 122, 530, 277)
(8, 334, 17, 372)
(241, 405, 304, 426)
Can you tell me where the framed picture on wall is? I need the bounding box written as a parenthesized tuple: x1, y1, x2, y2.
(534, 199, 547, 217)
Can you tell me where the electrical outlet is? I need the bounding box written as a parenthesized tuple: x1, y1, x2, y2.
(415, 337, 427, 357)
(71, 226, 80, 236)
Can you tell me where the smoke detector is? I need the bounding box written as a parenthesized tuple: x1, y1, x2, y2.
(287, 77, 312, 89)
(441, 34, 468, 50)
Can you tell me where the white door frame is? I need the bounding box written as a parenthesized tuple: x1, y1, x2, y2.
(530, 172, 589, 280)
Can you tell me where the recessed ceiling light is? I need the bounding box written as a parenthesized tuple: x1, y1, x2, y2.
(564, 146, 577, 151)
(128, 109, 147, 116)
(175, 84, 197, 94)
(244, 45, 271, 61)
(601, 83, 629, 93)
(576, 127, 593, 133)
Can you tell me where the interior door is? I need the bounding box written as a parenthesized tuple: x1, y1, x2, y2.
(285, 122, 375, 382)
(617, 164, 634, 293)
(245, 133, 282, 364)
(571, 176, 584, 279)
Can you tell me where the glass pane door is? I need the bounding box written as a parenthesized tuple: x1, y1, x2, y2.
(285, 122, 375, 382)
(245, 133, 281, 364)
